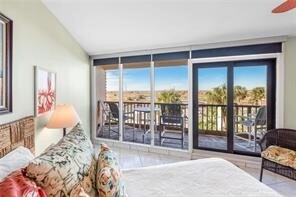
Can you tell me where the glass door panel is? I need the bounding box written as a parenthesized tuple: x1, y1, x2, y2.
(196, 66, 228, 151)
(193, 59, 275, 156)
(154, 63, 188, 150)
(233, 65, 268, 154)
(122, 63, 151, 145)
(97, 66, 120, 140)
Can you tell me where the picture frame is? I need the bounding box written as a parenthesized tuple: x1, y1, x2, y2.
(34, 66, 56, 117)
(0, 13, 13, 114)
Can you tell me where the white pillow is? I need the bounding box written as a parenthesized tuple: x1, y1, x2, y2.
(0, 146, 34, 181)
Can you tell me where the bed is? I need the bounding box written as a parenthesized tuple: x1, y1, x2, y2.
(122, 158, 280, 197)
(0, 117, 281, 197)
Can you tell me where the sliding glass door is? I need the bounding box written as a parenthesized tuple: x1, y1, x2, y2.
(193, 59, 276, 155)
(194, 65, 229, 151)
(233, 61, 275, 154)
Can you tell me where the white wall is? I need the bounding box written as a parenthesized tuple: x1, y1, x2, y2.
(0, 0, 90, 155)
(284, 37, 296, 129)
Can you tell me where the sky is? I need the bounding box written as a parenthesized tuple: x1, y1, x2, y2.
(106, 65, 188, 91)
(198, 66, 267, 90)
(106, 65, 267, 91)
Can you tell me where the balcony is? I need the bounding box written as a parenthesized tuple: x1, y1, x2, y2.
(95, 60, 271, 155)
(97, 101, 264, 153)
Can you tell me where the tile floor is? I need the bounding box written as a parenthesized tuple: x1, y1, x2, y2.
(112, 147, 296, 197)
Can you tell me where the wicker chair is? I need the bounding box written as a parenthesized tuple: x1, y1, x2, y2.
(258, 129, 296, 181)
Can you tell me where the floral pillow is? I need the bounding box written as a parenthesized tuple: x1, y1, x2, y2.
(96, 144, 127, 197)
(0, 168, 46, 197)
(98, 143, 120, 170)
(26, 123, 96, 197)
(261, 145, 296, 169)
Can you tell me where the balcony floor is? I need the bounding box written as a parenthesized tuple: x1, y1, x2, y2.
(97, 125, 260, 153)
(199, 134, 261, 153)
(98, 125, 189, 149)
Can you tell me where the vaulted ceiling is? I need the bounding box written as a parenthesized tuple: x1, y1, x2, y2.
(42, 0, 296, 55)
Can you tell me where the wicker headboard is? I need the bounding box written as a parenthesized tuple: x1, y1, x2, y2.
(0, 116, 35, 158)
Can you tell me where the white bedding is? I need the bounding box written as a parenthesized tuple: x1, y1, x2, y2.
(0, 146, 34, 181)
(122, 158, 280, 197)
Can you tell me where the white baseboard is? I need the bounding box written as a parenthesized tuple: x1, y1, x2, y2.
(93, 139, 191, 159)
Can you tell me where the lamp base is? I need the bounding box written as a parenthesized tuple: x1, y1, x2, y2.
(63, 128, 67, 137)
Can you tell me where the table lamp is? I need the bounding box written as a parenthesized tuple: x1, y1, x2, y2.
(46, 104, 80, 136)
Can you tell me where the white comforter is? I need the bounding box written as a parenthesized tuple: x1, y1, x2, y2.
(122, 158, 280, 197)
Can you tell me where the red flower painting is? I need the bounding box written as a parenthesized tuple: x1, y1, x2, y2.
(35, 67, 56, 116)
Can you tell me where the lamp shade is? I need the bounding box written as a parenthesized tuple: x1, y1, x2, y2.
(46, 104, 80, 129)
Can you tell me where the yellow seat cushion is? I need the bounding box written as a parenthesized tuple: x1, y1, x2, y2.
(261, 145, 296, 169)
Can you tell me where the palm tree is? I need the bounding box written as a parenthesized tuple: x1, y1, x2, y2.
(250, 87, 265, 105)
(205, 84, 227, 104)
(157, 89, 181, 103)
(234, 86, 247, 104)
(205, 85, 248, 105)
(205, 84, 227, 130)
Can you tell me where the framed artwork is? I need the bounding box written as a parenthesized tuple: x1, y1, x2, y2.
(0, 13, 13, 114)
(34, 66, 56, 117)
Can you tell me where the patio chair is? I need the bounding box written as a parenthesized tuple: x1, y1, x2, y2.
(235, 106, 267, 151)
(105, 102, 135, 139)
(159, 104, 185, 149)
(97, 101, 118, 137)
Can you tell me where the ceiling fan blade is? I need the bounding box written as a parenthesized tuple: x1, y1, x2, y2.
(272, 0, 296, 13)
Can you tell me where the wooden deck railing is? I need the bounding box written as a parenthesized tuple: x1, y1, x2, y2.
(104, 101, 188, 129)
(103, 101, 263, 135)
(198, 104, 262, 136)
